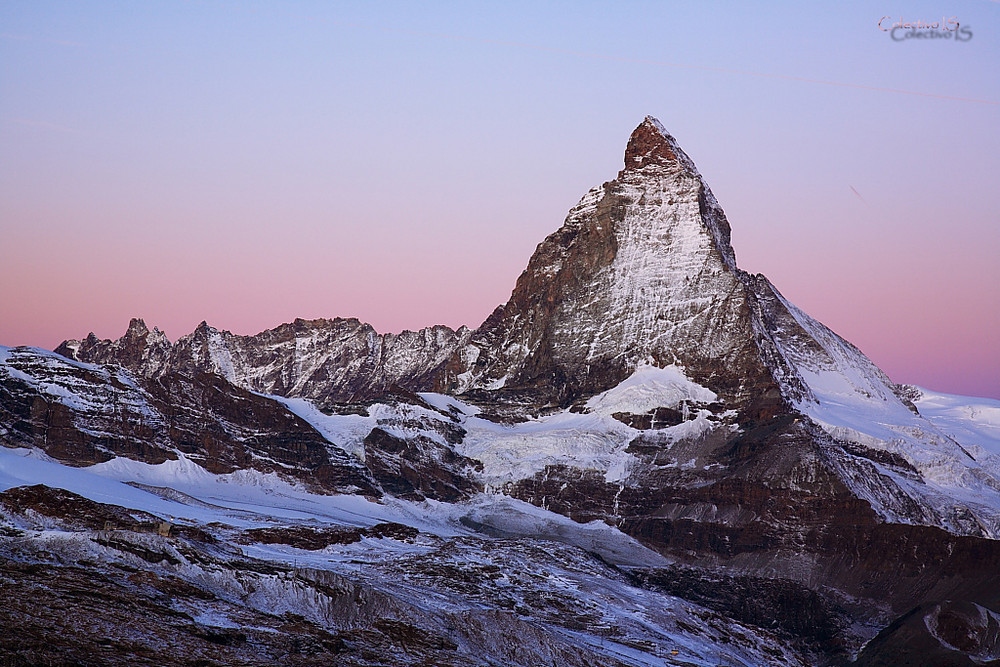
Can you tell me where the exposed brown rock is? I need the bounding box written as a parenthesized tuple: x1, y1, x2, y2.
(239, 522, 418, 550)
(363, 427, 482, 502)
(0, 484, 159, 531)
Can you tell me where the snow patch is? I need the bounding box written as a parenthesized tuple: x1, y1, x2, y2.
(459, 410, 638, 487)
(274, 396, 372, 459)
(418, 392, 480, 416)
(912, 388, 1000, 459)
(585, 363, 716, 416)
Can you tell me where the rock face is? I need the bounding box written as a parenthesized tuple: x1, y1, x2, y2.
(58, 317, 470, 404)
(0, 346, 379, 496)
(4, 116, 1000, 665)
(448, 117, 772, 411)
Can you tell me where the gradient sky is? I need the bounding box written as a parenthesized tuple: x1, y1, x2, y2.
(1, 1, 998, 399)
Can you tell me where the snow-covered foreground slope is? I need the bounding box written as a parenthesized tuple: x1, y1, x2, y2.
(0, 445, 807, 667)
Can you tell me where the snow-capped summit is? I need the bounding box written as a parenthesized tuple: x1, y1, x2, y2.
(448, 117, 756, 405)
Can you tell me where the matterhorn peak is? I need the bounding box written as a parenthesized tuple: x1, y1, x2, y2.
(447, 117, 757, 404)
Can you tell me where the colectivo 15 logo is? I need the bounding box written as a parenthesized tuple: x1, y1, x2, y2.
(878, 16, 973, 41)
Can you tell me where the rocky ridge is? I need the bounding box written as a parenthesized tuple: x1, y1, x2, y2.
(58, 316, 470, 404)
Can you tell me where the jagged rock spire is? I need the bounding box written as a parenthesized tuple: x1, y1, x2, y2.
(126, 318, 149, 336)
(447, 117, 765, 405)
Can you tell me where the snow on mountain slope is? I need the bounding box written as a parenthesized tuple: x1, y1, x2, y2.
(909, 387, 1000, 480)
(0, 344, 168, 460)
(0, 344, 382, 495)
(0, 445, 808, 666)
(453, 364, 730, 489)
(750, 283, 1000, 536)
(459, 409, 638, 488)
(279, 386, 640, 489)
(0, 444, 665, 568)
(0, 446, 384, 530)
(275, 371, 711, 495)
(0, 447, 208, 523)
(911, 388, 1000, 455)
(451, 117, 766, 405)
(585, 364, 718, 416)
(0, 345, 159, 427)
(274, 394, 468, 463)
(275, 396, 383, 461)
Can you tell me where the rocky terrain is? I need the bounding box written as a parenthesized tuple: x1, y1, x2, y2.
(4, 117, 1000, 665)
(56, 316, 470, 405)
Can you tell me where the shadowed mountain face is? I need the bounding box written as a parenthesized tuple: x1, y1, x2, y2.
(4, 117, 999, 665)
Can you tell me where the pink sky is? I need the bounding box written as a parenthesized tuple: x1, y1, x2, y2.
(2, 2, 998, 399)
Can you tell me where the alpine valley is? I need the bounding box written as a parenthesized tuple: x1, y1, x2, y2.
(3, 117, 1000, 666)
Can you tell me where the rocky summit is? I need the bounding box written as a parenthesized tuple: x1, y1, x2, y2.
(4, 117, 1000, 666)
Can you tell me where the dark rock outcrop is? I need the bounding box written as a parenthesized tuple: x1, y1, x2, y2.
(363, 427, 483, 502)
(0, 346, 379, 496)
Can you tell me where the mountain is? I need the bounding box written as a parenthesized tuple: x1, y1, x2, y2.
(4, 117, 1000, 665)
(56, 316, 470, 404)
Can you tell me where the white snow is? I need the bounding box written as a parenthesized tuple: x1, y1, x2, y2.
(444, 493, 670, 568)
(585, 363, 716, 416)
(275, 393, 472, 462)
(456, 364, 723, 487)
(417, 392, 480, 416)
(418, 369, 721, 494)
(0, 442, 676, 568)
(911, 387, 1000, 458)
(459, 409, 639, 486)
(761, 288, 1000, 534)
(205, 327, 237, 382)
(274, 396, 373, 459)
(0, 447, 218, 524)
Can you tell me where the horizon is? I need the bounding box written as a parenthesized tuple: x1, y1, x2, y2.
(2, 1, 998, 399)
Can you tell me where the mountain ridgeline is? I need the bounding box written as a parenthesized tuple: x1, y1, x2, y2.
(3, 117, 999, 665)
(59, 118, 881, 416)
